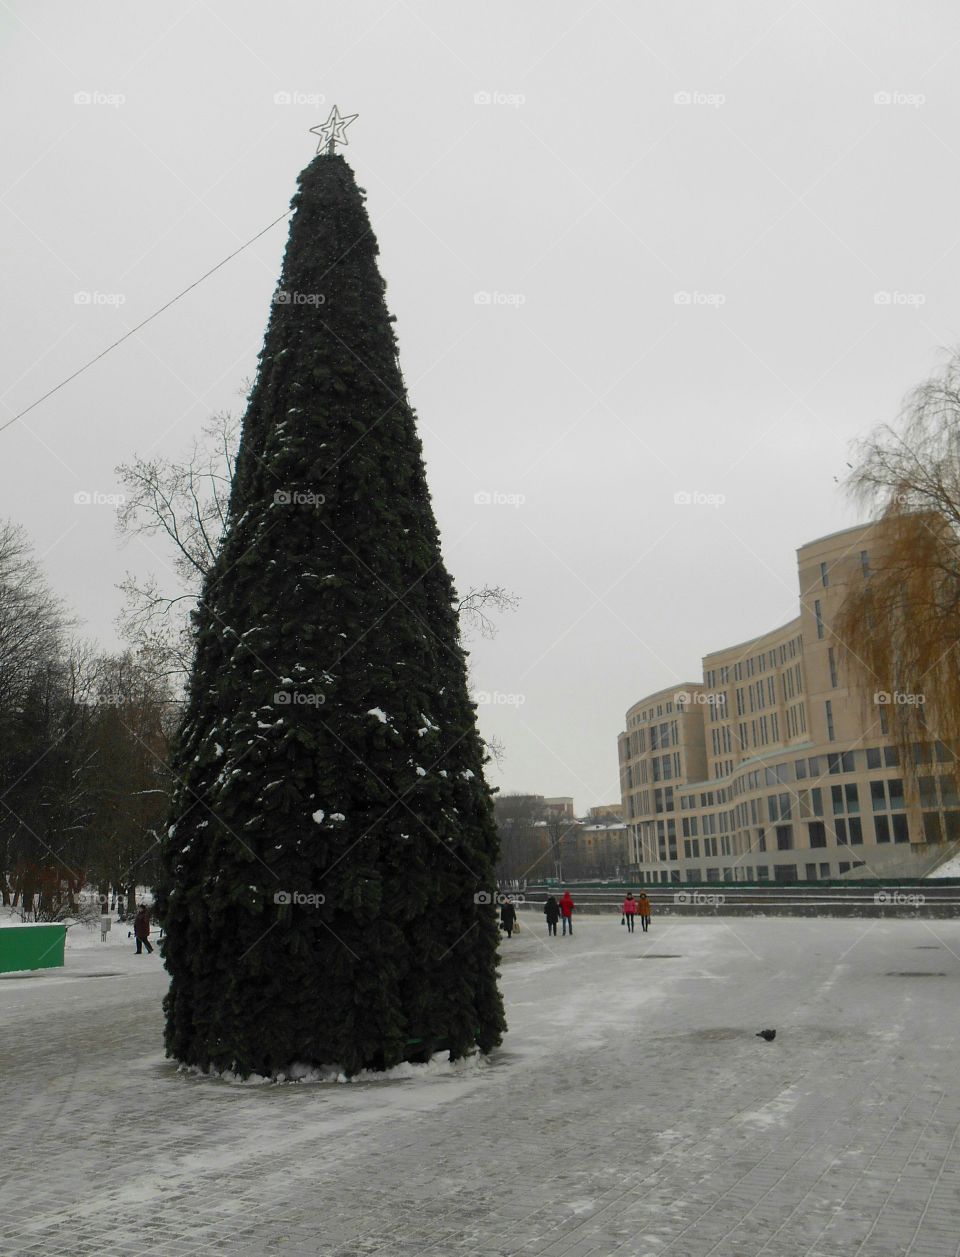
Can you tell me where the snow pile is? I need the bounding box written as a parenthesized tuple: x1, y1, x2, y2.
(185, 1050, 488, 1088)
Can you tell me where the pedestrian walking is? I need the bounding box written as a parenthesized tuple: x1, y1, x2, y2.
(559, 890, 575, 936)
(543, 895, 560, 936)
(134, 903, 154, 955)
(637, 892, 651, 933)
(500, 896, 518, 939)
(622, 891, 638, 933)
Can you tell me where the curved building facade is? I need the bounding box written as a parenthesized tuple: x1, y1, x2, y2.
(617, 524, 960, 883)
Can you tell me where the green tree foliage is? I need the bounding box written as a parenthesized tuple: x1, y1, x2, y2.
(159, 154, 505, 1077)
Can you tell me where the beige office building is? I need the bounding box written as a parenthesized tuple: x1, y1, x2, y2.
(618, 524, 960, 883)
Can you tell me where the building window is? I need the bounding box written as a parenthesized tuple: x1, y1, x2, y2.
(828, 647, 838, 688)
(888, 779, 905, 810)
(776, 825, 793, 850)
(866, 747, 881, 770)
(795, 759, 807, 780)
(815, 599, 825, 640)
(870, 781, 886, 811)
(860, 550, 869, 577)
(825, 700, 835, 742)
(924, 813, 944, 843)
(820, 561, 829, 587)
(892, 814, 910, 843)
(808, 821, 827, 848)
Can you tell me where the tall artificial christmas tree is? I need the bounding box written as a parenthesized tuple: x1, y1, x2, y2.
(158, 119, 506, 1077)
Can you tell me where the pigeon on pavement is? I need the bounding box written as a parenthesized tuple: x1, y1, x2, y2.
(756, 1029, 776, 1042)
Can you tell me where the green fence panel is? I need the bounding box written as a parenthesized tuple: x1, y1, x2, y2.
(0, 924, 67, 974)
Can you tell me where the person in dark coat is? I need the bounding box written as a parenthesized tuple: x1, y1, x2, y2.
(134, 903, 154, 954)
(543, 895, 560, 936)
(500, 897, 518, 938)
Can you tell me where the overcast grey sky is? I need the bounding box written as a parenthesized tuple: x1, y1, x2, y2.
(2, 1, 959, 810)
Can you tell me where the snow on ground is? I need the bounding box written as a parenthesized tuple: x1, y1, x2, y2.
(927, 853, 960, 877)
(3, 913, 960, 1255)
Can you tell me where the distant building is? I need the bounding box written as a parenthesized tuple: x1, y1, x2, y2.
(543, 796, 576, 820)
(618, 524, 960, 883)
(564, 821, 630, 880)
(586, 803, 624, 823)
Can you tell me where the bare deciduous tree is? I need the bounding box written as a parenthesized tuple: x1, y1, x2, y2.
(115, 410, 239, 682)
(0, 520, 68, 711)
(456, 585, 519, 641)
(0, 522, 72, 905)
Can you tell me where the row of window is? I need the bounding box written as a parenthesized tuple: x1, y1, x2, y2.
(627, 701, 680, 729)
(690, 809, 958, 853)
(703, 635, 803, 691)
(624, 752, 685, 789)
(633, 769, 957, 830)
(635, 861, 866, 883)
(621, 719, 681, 760)
(709, 664, 806, 721)
(637, 860, 863, 881)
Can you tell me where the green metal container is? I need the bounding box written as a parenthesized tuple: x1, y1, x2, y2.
(0, 924, 67, 974)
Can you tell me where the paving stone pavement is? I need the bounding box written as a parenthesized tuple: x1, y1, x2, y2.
(2, 916, 960, 1255)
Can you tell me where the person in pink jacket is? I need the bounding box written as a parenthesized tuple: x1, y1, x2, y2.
(559, 890, 575, 936)
(622, 892, 638, 933)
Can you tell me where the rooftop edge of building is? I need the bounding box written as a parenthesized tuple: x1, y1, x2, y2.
(701, 615, 803, 665)
(796, 520, 874, 555)
(623, 682, 703, 724)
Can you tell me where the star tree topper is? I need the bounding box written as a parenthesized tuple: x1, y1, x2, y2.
(310, 105, 359, 155)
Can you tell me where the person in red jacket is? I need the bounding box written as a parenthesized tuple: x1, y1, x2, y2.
(559, 890, 575, 936)
(622, 891, 638, 933)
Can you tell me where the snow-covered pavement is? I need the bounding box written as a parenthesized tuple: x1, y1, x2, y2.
(3, 913, 960, 1255)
